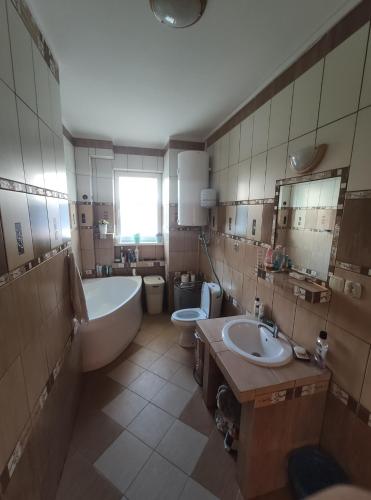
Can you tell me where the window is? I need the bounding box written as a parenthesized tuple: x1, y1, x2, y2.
(114, 171, 162, 243)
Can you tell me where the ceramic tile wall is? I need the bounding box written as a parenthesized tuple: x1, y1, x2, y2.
(200, 19, 371, 484)
(75, 146, 164, 276)
(0, 1, 80, 497)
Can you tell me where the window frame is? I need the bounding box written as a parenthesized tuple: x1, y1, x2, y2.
(114, 169, 162, 243)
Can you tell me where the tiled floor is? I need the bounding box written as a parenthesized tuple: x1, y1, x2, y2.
(56, 313, 241, 500)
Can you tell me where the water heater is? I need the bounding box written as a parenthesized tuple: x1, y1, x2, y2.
(177, 150, 209, 226)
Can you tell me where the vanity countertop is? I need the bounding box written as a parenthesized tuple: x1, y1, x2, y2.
(196, 315, 331, 404)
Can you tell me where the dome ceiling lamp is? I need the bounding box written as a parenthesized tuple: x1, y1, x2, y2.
(149, 0, 207, 28)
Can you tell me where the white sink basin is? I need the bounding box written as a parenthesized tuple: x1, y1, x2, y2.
(222, 319, 293, 367)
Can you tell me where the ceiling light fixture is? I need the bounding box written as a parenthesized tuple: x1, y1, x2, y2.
(149, 0, 207, 28)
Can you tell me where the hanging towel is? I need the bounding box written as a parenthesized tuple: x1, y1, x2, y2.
(68, 252, 89, 323)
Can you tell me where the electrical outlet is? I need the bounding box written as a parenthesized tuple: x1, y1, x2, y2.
(329, 275, 345, 292)
(344, 280, 362, 299)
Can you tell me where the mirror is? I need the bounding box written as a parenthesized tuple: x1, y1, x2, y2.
(275, 176, 341, 281)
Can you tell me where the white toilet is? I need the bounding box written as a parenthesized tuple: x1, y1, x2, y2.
(171, 282, 222, 348)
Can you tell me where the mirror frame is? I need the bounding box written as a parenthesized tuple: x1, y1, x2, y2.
(272, 167, 349, 285)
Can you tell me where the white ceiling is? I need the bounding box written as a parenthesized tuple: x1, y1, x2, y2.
(28, 0, 361, 148)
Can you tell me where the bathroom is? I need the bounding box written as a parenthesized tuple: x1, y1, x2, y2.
(0, 0, 371, 499)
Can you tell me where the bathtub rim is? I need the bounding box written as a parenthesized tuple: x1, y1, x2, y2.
(82, 275, 142, 321)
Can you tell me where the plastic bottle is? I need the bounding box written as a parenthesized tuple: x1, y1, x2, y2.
(254, 297, 260, 319)
(135, 246, 139, 262)
(314, 331, 328, 369)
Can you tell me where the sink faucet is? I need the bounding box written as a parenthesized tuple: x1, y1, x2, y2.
(259, 320, 279, 338)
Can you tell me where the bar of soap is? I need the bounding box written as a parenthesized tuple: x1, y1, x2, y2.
(294, 345, 307, 355)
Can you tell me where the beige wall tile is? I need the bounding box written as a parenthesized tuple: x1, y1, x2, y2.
(265, 143, 287, 198)
(360, 355, 371, 412)
(36, 259, 57, 318)
(239, 115, 253, 161)
(290, 60, 323, 139)
(292, 305, 326, 352)
(252, 101, 271, 156)
(249, 153, 267, 200)
(326, 321, 369, 400)
(0, 357, 30, 472)
(222, 263, 232, 295)
(228, 125, 240, 167)
(318, 24, 368, 126)
(360, 26, 371, 108)
(315, 113, 356, 172)
(328, 267, 371, 344)
(242, 274, 257, 313)
(231, 269, 243, 305)
(227, 164, 238, 202)
(13, 269, 42, 351)
(81, 249, 96, 271)
(80, 228, 94, 251)
(224, 206, 236, 235)
(21, 336, 48, 410)
(236, 159, 250, 201)
(256, 278, 274, 318)
(0, 0, 13, 89)
(53, 251, 69, 303)
(272, 292, 296, 337)
(348, 106, 371, 191)
(0, 284, 21, 380)
(268, 83, 293, 149)
(0, 80, 24, 183)
(246, 204, 262, 241)
(46, 197, 63, 249)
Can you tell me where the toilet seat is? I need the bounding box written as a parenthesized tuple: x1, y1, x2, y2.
(171, 307, 206, 327)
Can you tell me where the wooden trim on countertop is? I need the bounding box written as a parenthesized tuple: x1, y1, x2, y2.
(206, 0, 371, 147)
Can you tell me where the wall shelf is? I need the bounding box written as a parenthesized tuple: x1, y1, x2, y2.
(256, 266, 331, 304)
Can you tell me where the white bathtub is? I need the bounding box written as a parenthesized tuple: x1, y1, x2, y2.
(80, 276, 143, 372)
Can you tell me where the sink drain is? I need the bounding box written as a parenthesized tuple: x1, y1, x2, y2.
(251, 352, 262, 357)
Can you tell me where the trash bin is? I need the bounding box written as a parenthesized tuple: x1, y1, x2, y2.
(144, 275, 165, 314)
(288, 446, 350, 499)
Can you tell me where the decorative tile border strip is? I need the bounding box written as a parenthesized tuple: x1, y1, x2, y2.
(335, 260, 371, 277)
(218, 198, 275, 206)
(210, 229, 272, 249)
(0, 178, 68, 199)
(330, 381, 371, 428)
(254, 381, 329, 408)
(0, 242, 71, 289)
(346, 189, 371, 200)
(10, 0, 59, 81)
(0, 326, 77, 494)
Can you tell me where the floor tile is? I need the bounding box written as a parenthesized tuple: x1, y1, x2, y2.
(103, 389, 147, 427)
(171, 365, 198, 392)
(151, 382, 193, 417)
(146, 332, 176, 354)
(70, 411, 124, 463)
(179, 389, 215, 437)
(57, 452, 122, 500)
(192, 429, 239, 500)
(78, 373, 124, 416)
(157, 420, 208, 474)
(179, 478, 219, 500)
(165, 344, 194, 366)
(126, 452, 187, 500)
(149, 355, 182, 380)
(108, 360, 145, 387)
(128, 347, 161, 369)
(128, 403, 175, 448)
(129, 370, 166, 400)
(94, 431, 152, 494)
(134, 328, 161, 347)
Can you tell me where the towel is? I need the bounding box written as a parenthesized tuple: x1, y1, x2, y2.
(68, 252, 89, 323)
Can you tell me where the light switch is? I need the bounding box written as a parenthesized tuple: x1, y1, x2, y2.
(344, 280, 362, 299)
(329, 275, 345, 292)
